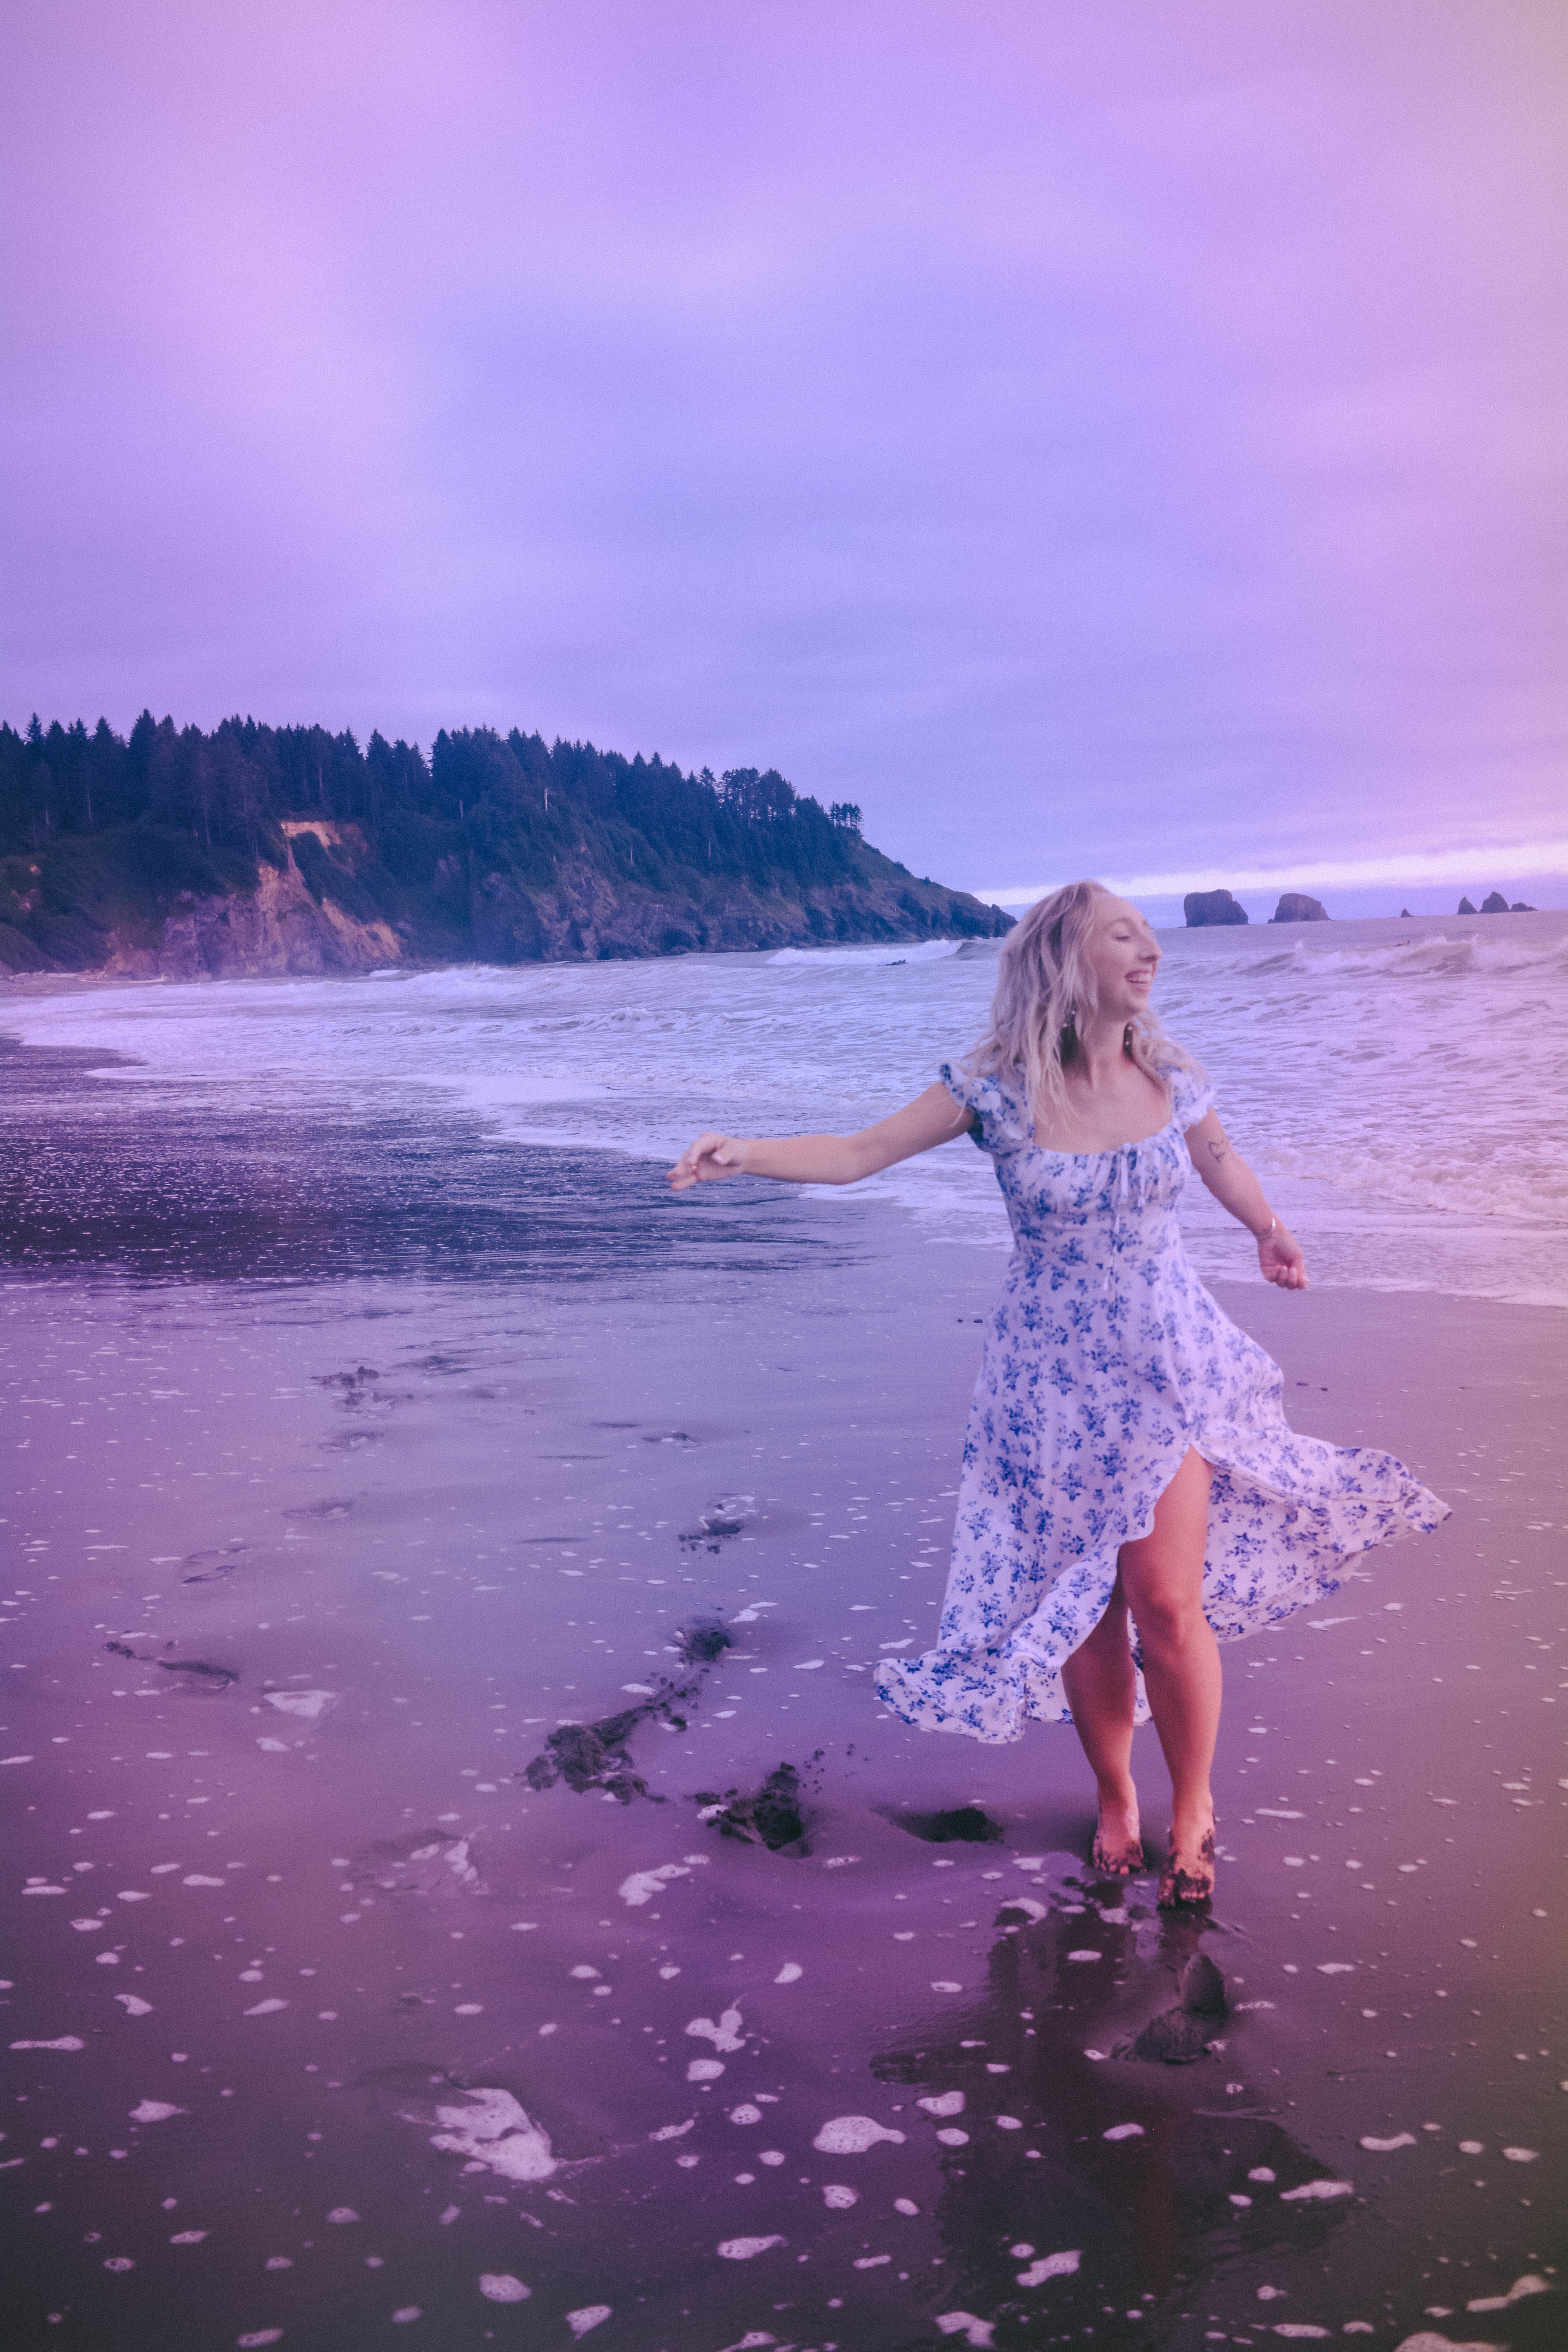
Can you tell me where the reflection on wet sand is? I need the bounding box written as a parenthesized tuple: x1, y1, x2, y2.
(0, 1037, 851, 1287)
(876, 1876, 1353, 2339)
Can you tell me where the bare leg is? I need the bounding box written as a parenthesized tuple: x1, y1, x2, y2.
(1060, 1579, 1143, 1874)
(1117, 1446, 1220, 1905)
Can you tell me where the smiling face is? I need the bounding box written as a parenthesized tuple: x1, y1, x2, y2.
(1082, 893, 1160, 1023)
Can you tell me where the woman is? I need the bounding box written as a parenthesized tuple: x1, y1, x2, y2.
(668, 881, 1448, 1906)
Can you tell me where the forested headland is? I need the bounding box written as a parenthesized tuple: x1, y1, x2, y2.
(0, 714, 1011, 977)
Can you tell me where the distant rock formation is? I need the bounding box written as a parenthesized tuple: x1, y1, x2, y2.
(1457, 895, 1477, 914)
(1183, 888, 1248, 927)
(1399, 907, 1412, 918)
(1511, 900, 1536, 911)
(1480, 891, 1510, 913)
(1269, 892, 1329, 923)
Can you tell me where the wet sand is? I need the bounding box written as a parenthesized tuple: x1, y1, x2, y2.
(2, 1038, 1564, 2352)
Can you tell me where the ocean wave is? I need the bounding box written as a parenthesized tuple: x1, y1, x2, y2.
(6, 907, 1565, 1305)
(766, 940, 965, 968)
(1172, 923, 1568, 988)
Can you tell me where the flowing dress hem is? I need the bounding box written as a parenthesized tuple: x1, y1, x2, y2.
(874, 1465, 1451, 1747)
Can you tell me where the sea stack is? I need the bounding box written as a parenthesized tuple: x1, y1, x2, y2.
(1183, 888, 1248, 927)
(1457, 895, 1477, 914)
(1480, 891, 1510, 913)
(1269, 892, 1329, 923)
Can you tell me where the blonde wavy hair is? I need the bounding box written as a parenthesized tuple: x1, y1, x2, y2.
(965, 879, 1197, 1125)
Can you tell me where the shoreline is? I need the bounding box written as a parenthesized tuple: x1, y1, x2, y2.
(5, 990, 1566, 1319)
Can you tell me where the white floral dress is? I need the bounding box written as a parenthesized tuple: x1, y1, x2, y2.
(874, 1060, 1450, 1743)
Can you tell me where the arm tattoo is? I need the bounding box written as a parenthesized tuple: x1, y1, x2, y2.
(1206, 1136, 1229, 1167)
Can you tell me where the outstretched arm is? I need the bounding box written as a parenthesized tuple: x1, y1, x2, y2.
(667, 1081, 975, 1191)
(1184, 1109, 1307, 1290)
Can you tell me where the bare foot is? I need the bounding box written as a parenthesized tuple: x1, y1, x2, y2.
(1157, 1822, 1216, 1909)
(1091, 1792, 1144, 1878)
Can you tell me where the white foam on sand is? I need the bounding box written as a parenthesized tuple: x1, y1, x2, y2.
(478, 2273, 531, 2301)
(427, 2089, 559, 2182)
(686, 2006, 745, 2053)
(1466, 2274, 1552, 2312)
(1017, 2251, 1080, 2287)
(811, 2116, 906, 2154)
(619, 1857, 708, 1906)
(263, 1689, 337, 1720)
(917, 2092, 964, 2118)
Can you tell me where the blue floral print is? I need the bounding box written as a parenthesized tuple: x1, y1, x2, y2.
(875, 1060, 1450, 1744)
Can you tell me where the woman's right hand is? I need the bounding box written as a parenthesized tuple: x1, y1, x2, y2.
(667, 1131, 749, 1190)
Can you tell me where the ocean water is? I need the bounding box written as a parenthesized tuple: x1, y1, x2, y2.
(5, 908, 1566, 1305)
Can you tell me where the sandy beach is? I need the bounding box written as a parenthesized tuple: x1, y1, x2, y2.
(2, 1034, 1564, 2352)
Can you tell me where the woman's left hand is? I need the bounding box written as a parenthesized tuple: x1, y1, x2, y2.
(1258, 1223, 1308, 1290)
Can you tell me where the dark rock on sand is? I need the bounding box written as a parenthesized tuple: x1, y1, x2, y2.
(696, 1760, 813, 1851)
(680, 1505, 750, 1552)
(156, 1657, 239, 1686)
(1269, 892, 1329, 923)
(525, 1713, 656, 1803)
(1116, 1949, 1229, 2065)
(897, 1802, 1005, 1844)
(675, 1617, 733, 1666)
(522, 1617, 732, 1800)
(1122, 2007, 1214, 2064)
(1179, 1951, 1228, 2014)
(1183, 888, 1249, 927)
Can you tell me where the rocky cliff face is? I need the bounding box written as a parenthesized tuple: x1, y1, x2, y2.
(98, 851, 403, 980)
(20, 823, 1010, 981)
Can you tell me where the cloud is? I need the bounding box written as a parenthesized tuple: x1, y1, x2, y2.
(2, 5, 1563, 902)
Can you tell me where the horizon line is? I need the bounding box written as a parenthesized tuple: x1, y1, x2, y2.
(975, 841, 1568, 906)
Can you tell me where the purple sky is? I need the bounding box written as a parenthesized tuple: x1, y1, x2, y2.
(4, 2, 1565, 913)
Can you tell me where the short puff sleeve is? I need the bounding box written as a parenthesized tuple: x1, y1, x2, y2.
(939, 1060, 1031, 1155)
(1166, 1061, 1217, 1132)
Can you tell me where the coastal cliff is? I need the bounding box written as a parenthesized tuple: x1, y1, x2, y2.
(0, 714, 1011, 978)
